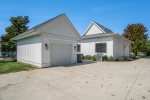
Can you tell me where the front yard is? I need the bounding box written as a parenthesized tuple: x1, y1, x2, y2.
(0, 60, 35, 74)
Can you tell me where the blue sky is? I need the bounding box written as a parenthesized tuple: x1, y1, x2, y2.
(0, 0, 150, 37)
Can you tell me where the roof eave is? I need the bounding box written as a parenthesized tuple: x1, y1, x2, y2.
(81, 34, 116, 39)
(11, 31, 40, 41)
(115, 34, 133, 43)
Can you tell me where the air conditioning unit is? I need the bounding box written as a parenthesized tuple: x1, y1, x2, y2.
(96, 53, 104, 61)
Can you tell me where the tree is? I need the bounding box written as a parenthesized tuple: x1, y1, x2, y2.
(123, 23, 149, 56)
(1, 16, 29, 54)
(146, 40, 150, 56)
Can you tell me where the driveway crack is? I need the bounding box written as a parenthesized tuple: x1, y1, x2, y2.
(124, 66, 144, 100)
(37, 78, 81, 100)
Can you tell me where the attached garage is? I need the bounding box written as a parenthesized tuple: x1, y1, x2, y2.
(11, 14, 80, 68)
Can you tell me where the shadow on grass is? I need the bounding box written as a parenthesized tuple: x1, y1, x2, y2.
(0, 60, 16, 63)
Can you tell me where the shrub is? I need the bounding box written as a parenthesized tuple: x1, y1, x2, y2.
(146, 50, 150, 56)
(116, 56, 126, 61)
(84, 55, 92, 60)
(137, 52, 146, 57)
(84, 55, 97, 61)
(135, 56, 141, 59)
(91, 56, 96, 61)
(109, 56, 114, 61)
(102, 55, 109, 61)
(126, 57, 134, 61)
(130, 55, 136, 59)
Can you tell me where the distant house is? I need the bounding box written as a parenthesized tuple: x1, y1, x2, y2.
(11, 14, 80, 68)
(77, 21, 132, 58)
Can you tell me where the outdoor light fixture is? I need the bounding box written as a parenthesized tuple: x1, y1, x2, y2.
(45, 43, 48, 49)
(74, 46, 77, 50)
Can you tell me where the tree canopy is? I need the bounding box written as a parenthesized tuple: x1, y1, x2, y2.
(123, 23, 149, 55)
(1, 16, 29, 53)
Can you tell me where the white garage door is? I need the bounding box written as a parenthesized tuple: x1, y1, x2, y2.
(51, 43, 72, 66)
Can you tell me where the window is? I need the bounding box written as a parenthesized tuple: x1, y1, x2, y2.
(95, 43, 106, 53)
(77, 44, 81, 52)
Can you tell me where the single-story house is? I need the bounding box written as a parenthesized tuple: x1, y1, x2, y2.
(12, 14, 80, 68)
(77, 21, 133, 58)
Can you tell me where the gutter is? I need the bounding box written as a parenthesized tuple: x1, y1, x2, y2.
(11, 30, 40, 41)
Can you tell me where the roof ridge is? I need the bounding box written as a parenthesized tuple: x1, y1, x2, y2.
(29, 13, 65, 31)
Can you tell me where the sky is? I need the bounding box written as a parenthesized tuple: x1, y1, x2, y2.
(0, 0, 150, 37)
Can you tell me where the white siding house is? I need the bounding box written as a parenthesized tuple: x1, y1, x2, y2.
(78, 21, 132, 58)
(12, 14, 80, 68)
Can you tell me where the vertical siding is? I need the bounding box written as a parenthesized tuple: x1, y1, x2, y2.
(17, 35, 42, 67)
(86, 24, 104, 35)
(41, 35, 77, 67)
(113, 37, 131, 57)
(113, 37, 124, 58)
(78, 37, 114, 57)
(42, 37, 50, 67)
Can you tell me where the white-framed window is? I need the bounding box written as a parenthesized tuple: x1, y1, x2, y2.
(95, 43, 107, 53)
(77, 44, 81, 52)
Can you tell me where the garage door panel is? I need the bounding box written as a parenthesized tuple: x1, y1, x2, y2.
(51, 43, 72, 66)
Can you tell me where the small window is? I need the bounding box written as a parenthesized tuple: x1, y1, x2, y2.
(95, 43, 106, 53)
(77, 44, 81, 52)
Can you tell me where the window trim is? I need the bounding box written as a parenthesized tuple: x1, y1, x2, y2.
(77, 44, 81, 52)
(95, 43, 107, 53)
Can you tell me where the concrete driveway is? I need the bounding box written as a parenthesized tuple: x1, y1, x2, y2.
(0, 57, 150, 100)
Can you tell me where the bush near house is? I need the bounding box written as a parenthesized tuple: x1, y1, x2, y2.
(146, 51, 150, 56)
(84, 55, 92, 60)
(0, 60, 35, 74)
(102, 56, 115, 62)
(102, 56, 135, 62)
(84, 55, 97, 61)
(84, 55, 135, 62)
(115, 56, 126, 61)
(91, 56, 96, 61)
(109, 56, 115, 61)
(147, 40, 150, 56)
(102, 55, 109, 61)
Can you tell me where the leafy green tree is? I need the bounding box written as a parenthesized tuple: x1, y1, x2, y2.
(145, 40, 150, 56)
(1, 16, 29, 54)
(123, 23, 149, 56)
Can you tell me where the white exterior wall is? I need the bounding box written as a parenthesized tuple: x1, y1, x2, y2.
(41, 35, 77, 67)
(16, 14, 80, 68)
(37, 15, 79, 39)
(113, 37, 131, 58)
(85, 24, 104, 35)
(17, 35, 42, 67)
(78, 37, 114, 57)
(38, 15, 79, 67)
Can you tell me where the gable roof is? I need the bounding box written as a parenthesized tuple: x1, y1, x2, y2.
(81, 21, 133, 43)
(83, 21, 113, 36)
(11, 13, 80, 40)
(93, 21, 113, 33)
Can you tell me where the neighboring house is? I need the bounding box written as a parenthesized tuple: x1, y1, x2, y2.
(11, 14, 80, 68)
(77, 21, 132, 58)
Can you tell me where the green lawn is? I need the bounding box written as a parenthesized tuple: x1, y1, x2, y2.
(0, 60, 35, 74)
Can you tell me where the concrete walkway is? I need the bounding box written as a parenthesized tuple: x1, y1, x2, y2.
(0, 57, 150, 100)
